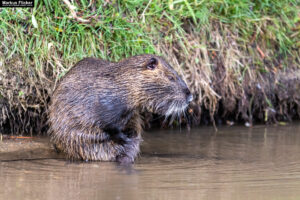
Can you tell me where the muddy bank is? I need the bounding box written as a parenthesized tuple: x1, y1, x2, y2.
(1, 52, 299, 135)
(0, 137, 59, 161)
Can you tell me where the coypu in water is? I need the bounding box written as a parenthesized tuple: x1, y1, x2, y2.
(49, 54, 193, 163)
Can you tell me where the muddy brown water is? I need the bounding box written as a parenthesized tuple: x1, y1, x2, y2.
(1, 124, 300, 200)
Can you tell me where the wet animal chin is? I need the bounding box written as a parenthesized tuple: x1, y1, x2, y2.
(146, 99, 188, 117)
(164, 100, 188, 117)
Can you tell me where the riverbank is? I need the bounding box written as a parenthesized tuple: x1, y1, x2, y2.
(0, 0, 299, 134)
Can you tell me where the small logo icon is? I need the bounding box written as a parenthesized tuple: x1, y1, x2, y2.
(0, 0, 34, 7)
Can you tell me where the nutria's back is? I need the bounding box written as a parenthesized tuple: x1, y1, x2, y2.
(49, 54, 192, 163)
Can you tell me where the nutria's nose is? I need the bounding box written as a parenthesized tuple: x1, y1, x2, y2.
(183, 88, 193, 103)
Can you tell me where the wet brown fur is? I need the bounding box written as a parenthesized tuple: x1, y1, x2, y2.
(48, 54, 192, 163)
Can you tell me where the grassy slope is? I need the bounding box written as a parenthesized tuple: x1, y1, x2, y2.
(0, 0, 299, 134)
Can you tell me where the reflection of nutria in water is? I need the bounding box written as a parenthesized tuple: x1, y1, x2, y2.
(48, 55, 193, 163)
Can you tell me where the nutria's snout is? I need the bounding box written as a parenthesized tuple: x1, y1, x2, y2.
(183, 88, 193, 103)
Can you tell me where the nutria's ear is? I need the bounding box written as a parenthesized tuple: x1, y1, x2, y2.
(146, 58, 158, 70)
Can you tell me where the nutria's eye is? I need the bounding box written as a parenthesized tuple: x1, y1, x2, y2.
(168, 76, 175, 82)
(146, 58, 158, 70)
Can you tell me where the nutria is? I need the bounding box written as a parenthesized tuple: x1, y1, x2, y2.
(49, 54, 193, 163)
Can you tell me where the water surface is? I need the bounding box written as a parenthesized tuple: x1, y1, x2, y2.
(1, 124, 300, 200)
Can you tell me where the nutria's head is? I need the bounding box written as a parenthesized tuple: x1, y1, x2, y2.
(120, 54, 193, 118)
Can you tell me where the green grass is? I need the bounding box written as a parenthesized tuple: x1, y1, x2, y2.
(1, 0, 298, 65)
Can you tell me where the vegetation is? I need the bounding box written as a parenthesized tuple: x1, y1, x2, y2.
(0, 0, 299, 134)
